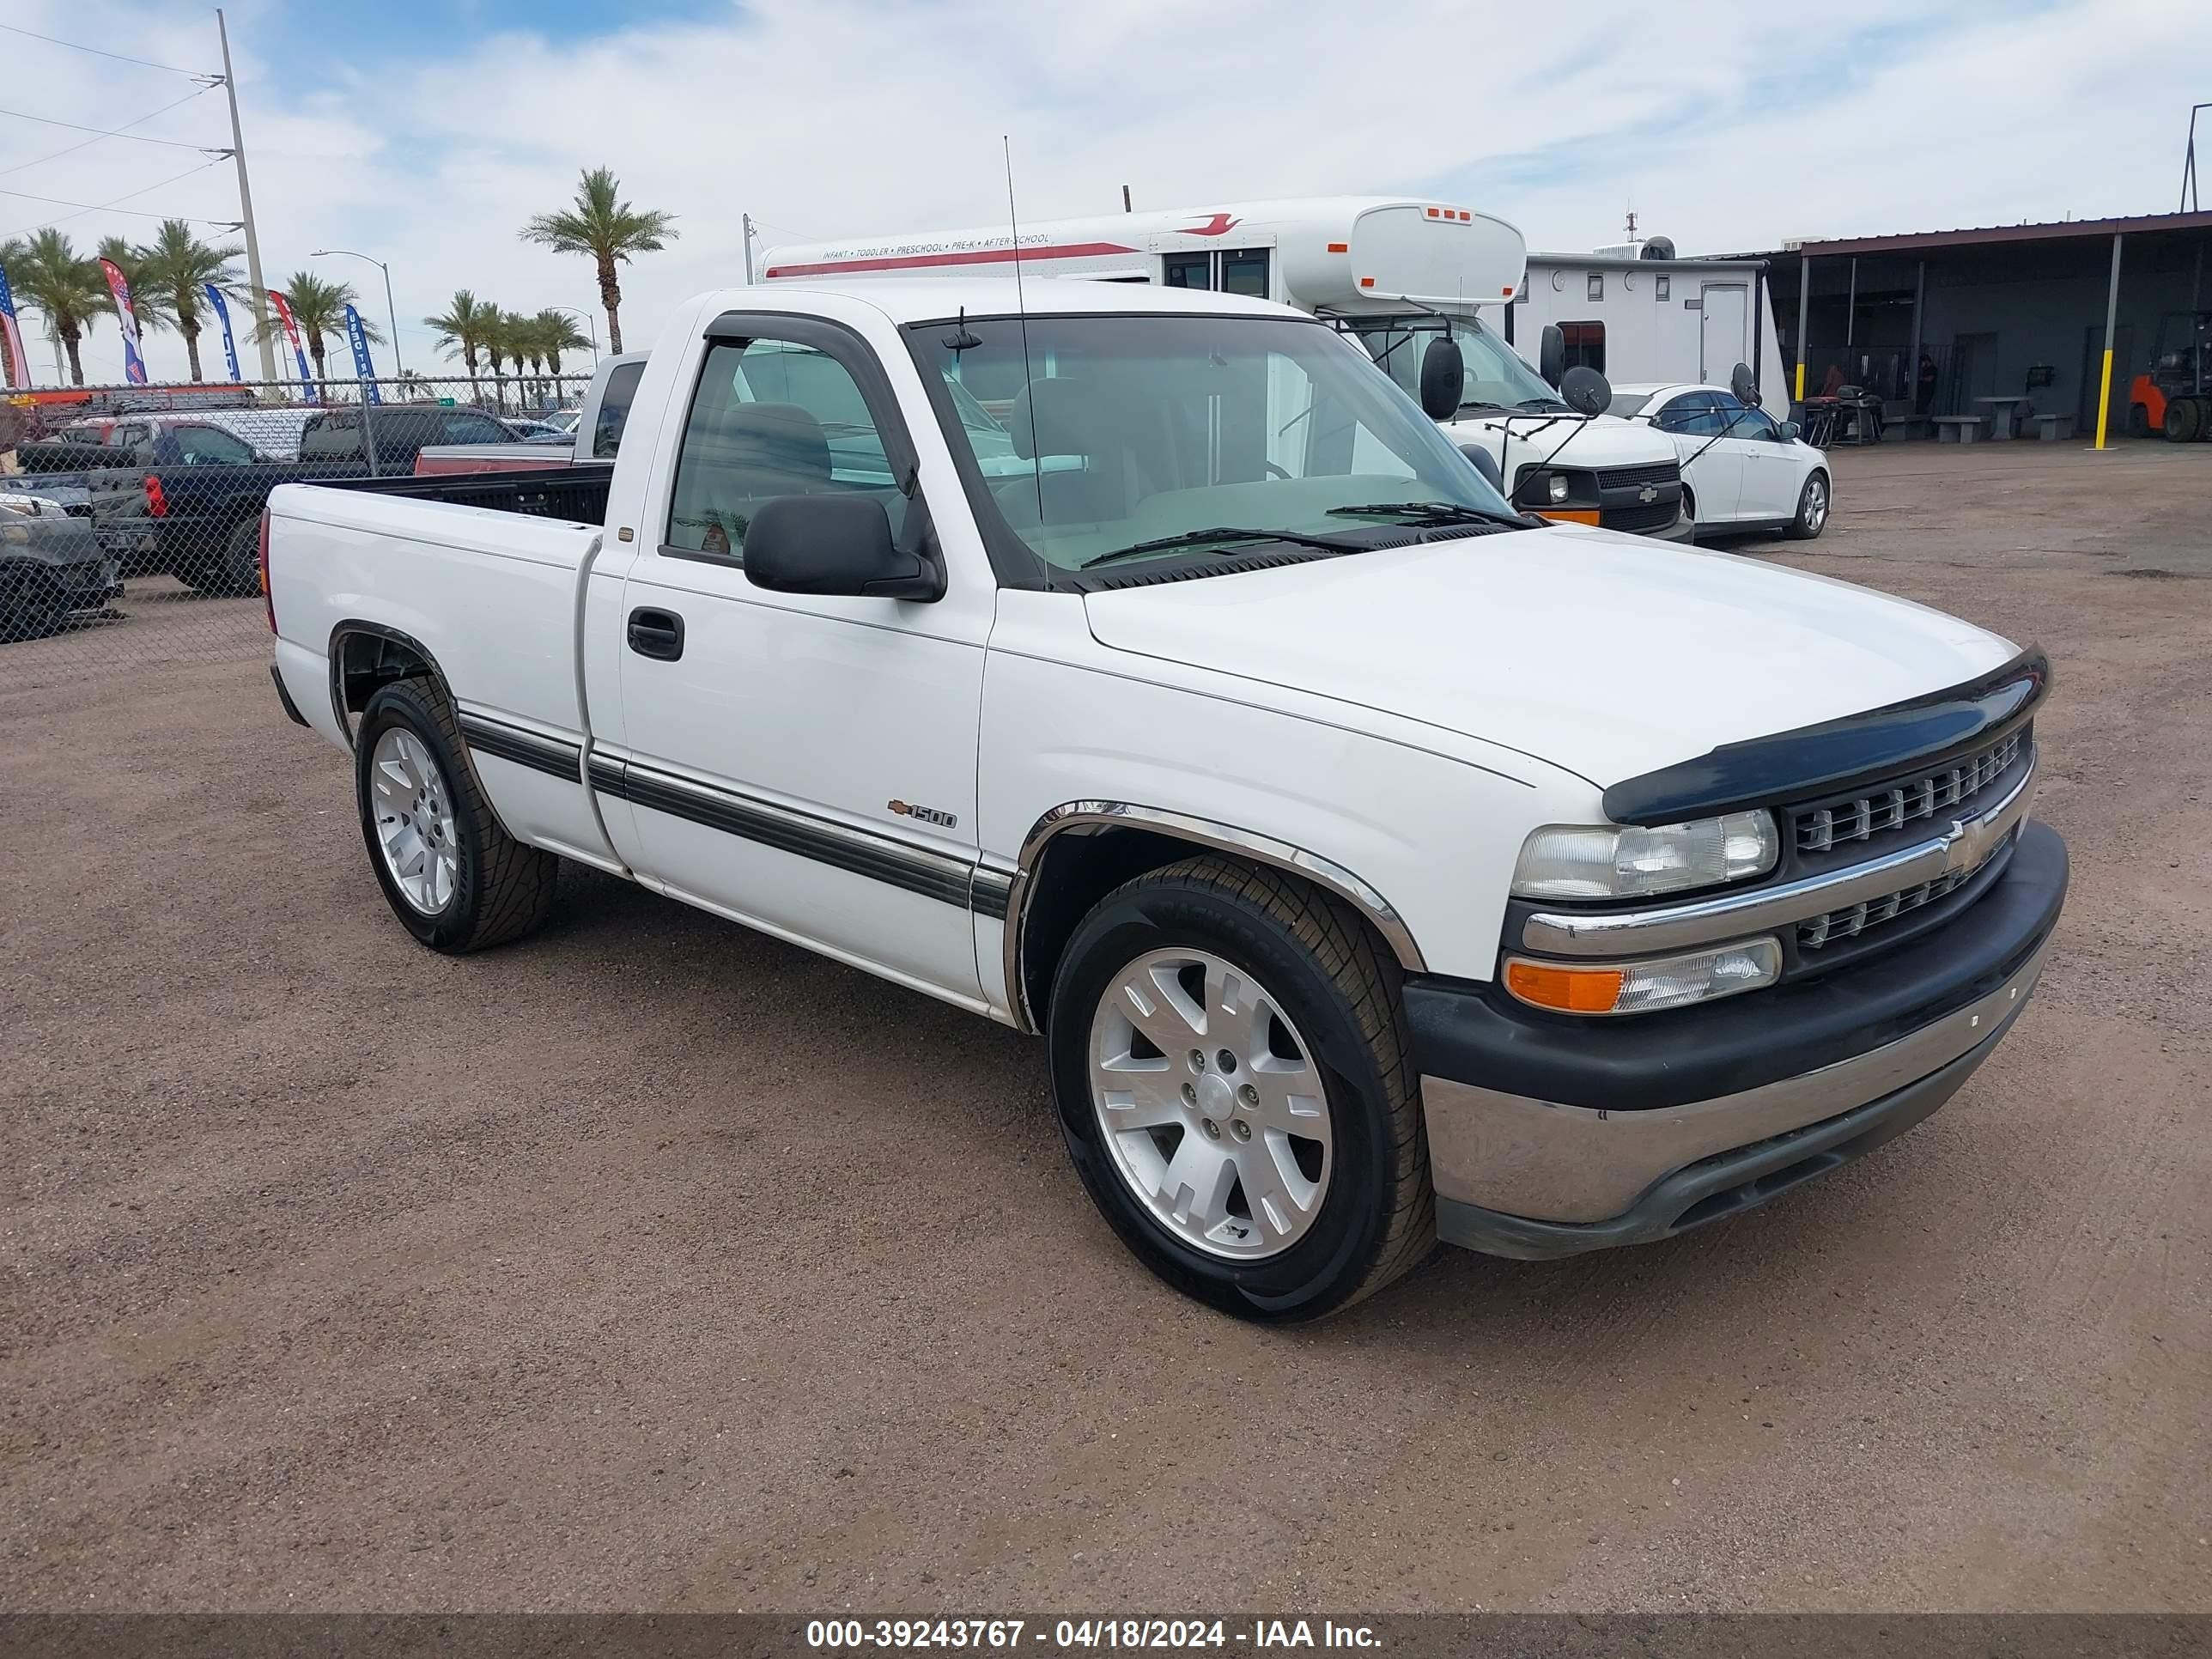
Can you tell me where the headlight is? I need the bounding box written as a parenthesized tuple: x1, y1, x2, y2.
(1512, 811, 1778, 900)
(1546, 472, 1570, 504)
(1504, 937, 1782, 1016)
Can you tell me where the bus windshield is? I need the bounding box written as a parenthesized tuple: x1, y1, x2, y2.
(908, 311, 1520, 579)
(1339, 313, 1565, 415)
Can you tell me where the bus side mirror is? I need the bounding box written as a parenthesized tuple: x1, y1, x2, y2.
(1539, 324, 1565, 389)
(1559, 364, 1611, 416)
(1729, 362, 1759, 405)
(1419, 337, 1464, 422)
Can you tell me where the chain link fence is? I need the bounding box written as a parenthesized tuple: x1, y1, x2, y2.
(1, 373, 595, 686)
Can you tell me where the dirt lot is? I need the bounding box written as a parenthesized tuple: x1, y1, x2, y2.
(3, 440, 2207, 1613)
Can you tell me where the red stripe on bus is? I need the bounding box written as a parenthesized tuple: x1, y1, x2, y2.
(764, 241, 1140, 278)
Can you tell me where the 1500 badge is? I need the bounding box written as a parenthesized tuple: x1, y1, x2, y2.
(887, 799, 957, 829)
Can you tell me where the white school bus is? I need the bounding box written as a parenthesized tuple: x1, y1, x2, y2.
(763, 198, 1689, 538)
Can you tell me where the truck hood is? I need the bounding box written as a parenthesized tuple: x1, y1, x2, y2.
(1435, 410, 1673, 471)
(1080, 525, 2017, 789)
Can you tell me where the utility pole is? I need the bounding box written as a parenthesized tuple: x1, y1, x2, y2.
(217, 9, 280, 386)
(742, 214, 757, 284)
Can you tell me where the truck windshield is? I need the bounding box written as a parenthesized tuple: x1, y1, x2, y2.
(1340, 314, 1565, 415)
(908, 313, 1518, 575)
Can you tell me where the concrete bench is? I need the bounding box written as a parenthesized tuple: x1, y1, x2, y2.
(2031, 412, 2076, 441)
(1933, 416, 1990, 443)
(1883, 414, 1934, 442)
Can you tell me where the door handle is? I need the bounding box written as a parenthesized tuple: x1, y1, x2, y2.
(627, 606, 685, 661)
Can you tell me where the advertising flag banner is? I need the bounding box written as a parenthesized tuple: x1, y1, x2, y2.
(343, 303, 380, 403)
(98, 258, 149, 385)
(0, 259, 29, 389)
(204, 283, 242, 382)
(267, 289, 318, 403)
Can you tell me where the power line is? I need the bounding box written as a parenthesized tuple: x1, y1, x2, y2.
(0, 85, 220, 181)
(0, 22, 218, 80)
(0, 158, 236, 238)
(0, 103, 229, 152)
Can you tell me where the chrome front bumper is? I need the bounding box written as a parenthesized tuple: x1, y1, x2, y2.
(1425, 933, 2048, 1249)
(1409, 811, 2067, 1260)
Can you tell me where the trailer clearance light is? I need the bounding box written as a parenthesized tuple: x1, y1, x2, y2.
(1505, 939, 1781, 1017)
(1511, 811, 1779, 900)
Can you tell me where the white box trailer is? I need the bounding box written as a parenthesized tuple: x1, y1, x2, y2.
(1510, 246, 1788, 418)
(763, 198, 1690, 539)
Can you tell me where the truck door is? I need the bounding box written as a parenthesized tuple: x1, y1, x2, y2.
(609, 317, 989, 1004)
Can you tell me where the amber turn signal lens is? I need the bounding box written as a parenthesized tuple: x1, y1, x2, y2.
(1504, 960, 1625, 1013)
(1536, 508, 1601, 526)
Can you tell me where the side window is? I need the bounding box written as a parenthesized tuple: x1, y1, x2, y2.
(665, 337, 908, 561)
(443, 413, 507, 443)
(1218, 248, 1271, 299)
(1163, 254, 1211, 290)
(591, 360, 646, 459)
(173, 425, 255, 464)
(1559, 321, 1606, 374)
(1656, 395, 1723, 437)
(1732, 407, 1780, 442)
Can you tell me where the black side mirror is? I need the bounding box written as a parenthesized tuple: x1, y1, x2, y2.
(1559, 364, 1611, 416)
(1778, 419, 1802, 442)
(743, 494, 943, 602)
(1729, 362, 1759, 405)
(1418, 336, 1465, 422)
(1456, 443, 1504, 493)
(1538, 324, 1565, 389)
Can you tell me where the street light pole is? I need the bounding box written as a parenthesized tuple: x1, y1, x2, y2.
(312, 249, 403, 377)
(216, 9, 280, 386)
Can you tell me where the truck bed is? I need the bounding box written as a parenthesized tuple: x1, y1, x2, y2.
(313, 463, 613, 523)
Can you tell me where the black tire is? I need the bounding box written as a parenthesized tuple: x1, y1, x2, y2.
(354, 678, 558, 952)
(2163, 397, 2201, 444)
(1047, 856, 1433, 1322)
(178, 517, 260, 597)
(1784, 470, 1831, 540)
(2127, 402, 2150, 439)
(0, 575, 68, 644)
(1680, 484, 1699, 539)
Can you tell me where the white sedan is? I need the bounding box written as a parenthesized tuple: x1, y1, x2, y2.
(1608, 383, 1831, 540)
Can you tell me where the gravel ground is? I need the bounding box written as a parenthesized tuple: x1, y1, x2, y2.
(2, 440, 2207, 1613)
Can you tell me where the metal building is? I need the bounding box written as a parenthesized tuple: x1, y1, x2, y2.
(1759, 210, 2212, 442)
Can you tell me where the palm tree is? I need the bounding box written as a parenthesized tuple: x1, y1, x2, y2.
(532, 309, 591, 380)
(519, 166, 677, 354)
(7, 229, 106, 386)
(481, 307, 514, 410)
(257, 270, 380, 384)
(423, 289, 496, 397)
(129, 220, 245, 383)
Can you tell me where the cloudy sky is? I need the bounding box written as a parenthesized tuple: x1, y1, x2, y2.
(3, 0, 2209, 386)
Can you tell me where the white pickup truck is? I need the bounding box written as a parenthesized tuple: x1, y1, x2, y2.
(265, 277, 2067, 1322)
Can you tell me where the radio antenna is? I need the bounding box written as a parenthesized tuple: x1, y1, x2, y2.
(1004, 134, 1049, 579)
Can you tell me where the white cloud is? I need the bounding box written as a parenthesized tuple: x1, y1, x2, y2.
(6, 0, 2209, 386)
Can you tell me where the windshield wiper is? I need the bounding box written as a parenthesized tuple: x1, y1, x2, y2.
(1514, 397, 1573, 412)
(1327, 501, 1523, 527)
(1079, 526, 1350, 571)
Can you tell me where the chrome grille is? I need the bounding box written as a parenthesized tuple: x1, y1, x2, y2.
(1795, 732, 2024, 854)
(1798, 867, 1973, 949)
